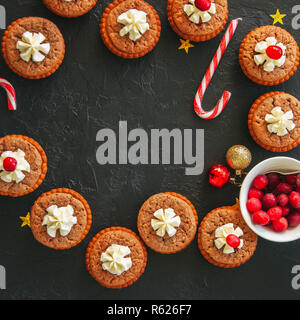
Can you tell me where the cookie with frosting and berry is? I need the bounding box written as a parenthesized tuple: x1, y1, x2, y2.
(198, 203, 258, 268)
(0, 135, 47, 197)
(86, 227, 147, 289)
(167, 0, 228, 42)
(239, 26, 300, 86)
(137, 192, 198, 254)
(43, 0, 99, 18)
(30, 188, 92, 250)
(100, 0, 161, 59)
(248, 92, 300, 152)
(2, 17, 65, 79)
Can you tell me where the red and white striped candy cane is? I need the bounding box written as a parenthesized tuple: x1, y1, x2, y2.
(0, 78, 17, 111)
(194, 18, 242, 120)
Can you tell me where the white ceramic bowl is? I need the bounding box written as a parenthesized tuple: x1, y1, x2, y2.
(240, 157, 300, 243)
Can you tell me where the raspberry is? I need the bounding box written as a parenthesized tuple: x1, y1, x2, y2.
(262, 193, 277, 209)
(267, 173, 280, 190)
(289, 192, 300, 209)
(267, 206, 283, 221)
(282, 207, 291, 217)
(288, 213, 300, 227)
(252, 211, 270, 226)
(253, 175, 268, 190)
(277, 193, 289, 207)
(226, 234, 241, 248)
(272, 217, 288, 233)
(247, 198, 262, 213)
(276, 183, 293, 195)
(248, 188, 264, 200)
(286, 175, 297, 185)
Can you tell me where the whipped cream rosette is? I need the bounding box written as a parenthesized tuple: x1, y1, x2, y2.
(151, 208, 181, 237)
(265, 107, 296, 137)
(184, 0, 216, 24)
(214, 223, 244, 254)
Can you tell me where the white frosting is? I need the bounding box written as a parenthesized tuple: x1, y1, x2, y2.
(101, 244, 132, 276)
(214, 223, 244, 255)
(117, 9, 150, 41)
(42, 205, 77, 238)
(265, 107, 296, 137)
(16, 31, 50, 63)
(0, 149, 30, 183)
(151, 208, 181, 237)
(254, 37, 286, 72)
(184, 0, 216, 24)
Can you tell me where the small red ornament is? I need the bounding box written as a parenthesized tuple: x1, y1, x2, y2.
(266, 45, 283, 60)
(195, 0, 211, 11)
(226, 234, 240, 248)
(3, 157, 17, 172)
(208, 164, 230, 188)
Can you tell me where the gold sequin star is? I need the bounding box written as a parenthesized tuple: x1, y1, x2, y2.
(270, 9, 286, 25)
(178, 39, 194, 54)
(20, 213, 31, 228)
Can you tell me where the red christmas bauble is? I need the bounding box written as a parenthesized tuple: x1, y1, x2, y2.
(3, 157, 17, 172)
(266, 45, 283, 60)
(208, 164, 230, 188)
(195, 0, 211, 11)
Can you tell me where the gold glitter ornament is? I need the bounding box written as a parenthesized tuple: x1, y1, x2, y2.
(226, 145, 252, 176)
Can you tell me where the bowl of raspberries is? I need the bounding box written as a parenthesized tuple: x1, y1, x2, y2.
(240, 157, 300, 242)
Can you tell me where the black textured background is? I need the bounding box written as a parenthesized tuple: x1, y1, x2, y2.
(0, 0, 300, 300)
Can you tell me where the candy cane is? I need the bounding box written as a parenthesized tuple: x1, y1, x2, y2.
(0, 78, 16, 111)
(194, 18, 242, 120)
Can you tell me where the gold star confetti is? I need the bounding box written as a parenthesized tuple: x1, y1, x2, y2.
(178, 39, 194, 54)
(20, 213, 31, 228)
(270, 9, 286, 25)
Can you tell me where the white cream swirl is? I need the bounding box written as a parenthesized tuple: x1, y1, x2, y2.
(42, 205, 77, 238)
(214, 223, 244, 255)
(101, 244, 132, 276)
(265, 107, 295, 137)
(117, 9, 150, 41)
(0, 149, 30, 183)
(254, 37, 286, 72)
(151, 208, 181, 237)
(184, 0, 216, 24)
(16, 31, 50, 63)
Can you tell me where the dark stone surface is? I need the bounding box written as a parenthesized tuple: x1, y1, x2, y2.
(0, 0, 300, 300)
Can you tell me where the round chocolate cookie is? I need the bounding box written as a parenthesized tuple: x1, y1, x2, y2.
(30, 188, 92, 250)
(137, 193, 198, 254)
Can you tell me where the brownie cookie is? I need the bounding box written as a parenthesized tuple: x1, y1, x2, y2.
(43, 0, 99, 18)
(100, 0, 161, 58)
(2, 17, 65, 79)
(86, 227, 147, 289)
(239, 26, 299, 86)
(30, 188, 92, 250)
(167, 0, 228, 42)
(137, 193, 198, 254)
(198, 203, 258, 268)
(248, 92, 300, 152)
(0, 135, 47, 197)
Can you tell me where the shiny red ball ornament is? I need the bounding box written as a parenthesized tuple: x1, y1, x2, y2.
(208, 164, 230, 188)
(3, 157, 17, 172)
(266, 45, 283, 60)
(226, 234, 241, 248)
(195, 0, 211, 11)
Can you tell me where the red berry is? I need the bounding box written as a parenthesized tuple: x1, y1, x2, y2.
(288, 212, 300, 227)
(247, 198, 262, 213)
(267, 206, 283, 221)
(248, 188, 264, 200)
(276, 183, 293, 195)
(262, 193, 277, 209)
(208, 165, 230, 188)
(266, 45, 283, 60)
(289, 191, 300, 209)
(296, 174, 300, 187)
(226, 234, 241, 248)
(282, 207, 291, 217)
(296, 185, 300, 193)
(252, 210, 270, 226)
(267, 173, 280, 190)
(277, 193, 289, 207)
(272, 217, 288, 233)
(286, 175, 297, 185)
(3, 157, 17, 172)
(195, 0, 211, 11)
(253, 175, 268, 190)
